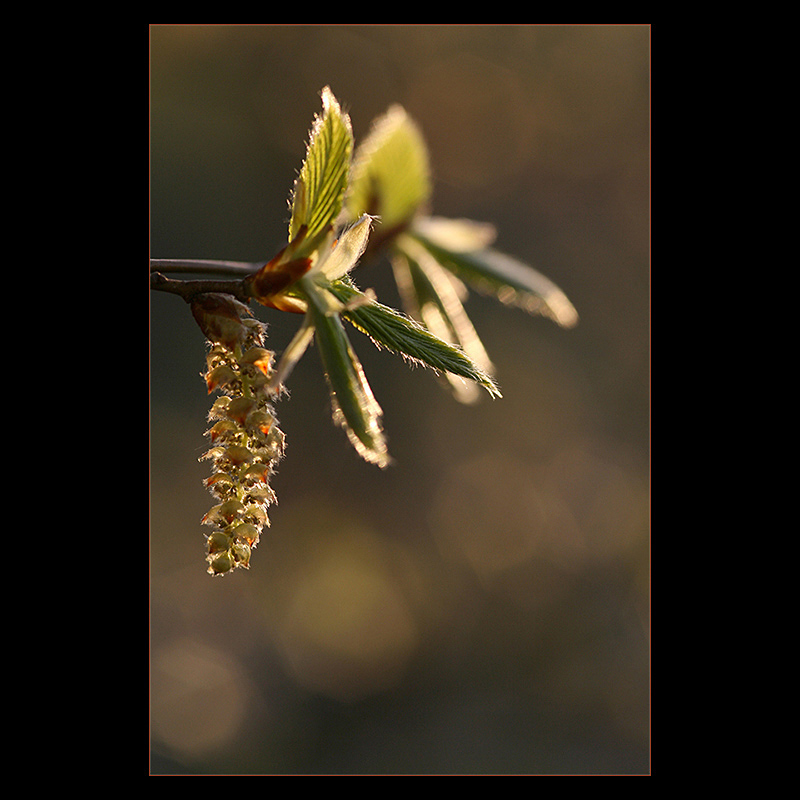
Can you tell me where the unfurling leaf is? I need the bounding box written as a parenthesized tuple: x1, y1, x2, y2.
(269, 316, 316, 391)
(305, 283, 390, 468)
(390, 242, 496, 404)
(346, 104, 432, 246)
(289, 86, 354, 255)
(315, 214, 374, 282)
(329, 278, 501, 400)
(407, 217, 579, 329)
(243, 241, 312, 313)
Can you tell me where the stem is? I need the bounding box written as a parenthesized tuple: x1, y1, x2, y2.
(150, 258, 261, 276)
(150, 271, 253, 304)
(149, 259, 263, 304)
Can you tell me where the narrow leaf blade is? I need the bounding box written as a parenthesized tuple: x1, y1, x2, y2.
(391, 246, 495, 404)
(269, 316, 316, 391)
(289, 87, 354, 252)
(305, 284, 390, 468)
(330, 278, 501, 400)
(317, 214, 374, 282)
(409, 218, 579, 329)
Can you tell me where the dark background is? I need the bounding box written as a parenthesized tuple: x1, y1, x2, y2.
(150, 24, 650, 775)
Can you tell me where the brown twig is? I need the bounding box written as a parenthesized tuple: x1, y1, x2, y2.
(150, 259, 261, 304)
(150, 271, 251, 304)
(150, 258, 260, 276)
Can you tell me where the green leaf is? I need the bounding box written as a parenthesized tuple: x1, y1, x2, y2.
(289, 87, 354, 254)
(408, 217, 579, 329)
(304, 282, 390, 468)
(329, 278, 501, 400)
(346, 104, 431, 233)
(270, 315, 316, 391)
(390, 242, 496, 404)
(315, 214, 373, 282)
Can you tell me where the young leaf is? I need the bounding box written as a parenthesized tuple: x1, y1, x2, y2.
(315, 214, 374, 282)
(408, 217, 579, 329)
(269, 315, 316, 391)
(305, 283, 390, 468)
(289, 87, 354, 254)
(346, 104, 432, 234)
(406, 216, 497, 252)
(390, 243, 495, 404)
(329, 278, 501, 400)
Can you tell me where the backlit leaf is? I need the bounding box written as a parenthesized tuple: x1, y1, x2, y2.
(305, 282, 390, 468)
(408, 218, 579, 329)
(289, 87, 354, 254)
(390, 241, 495, 404)
(330, 277, 501, 400)
(346, 104, 432, 235)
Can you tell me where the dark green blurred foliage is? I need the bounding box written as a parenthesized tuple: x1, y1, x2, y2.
(150, 24, 649, 775)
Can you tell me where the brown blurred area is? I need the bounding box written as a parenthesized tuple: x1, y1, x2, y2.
(150, 24, 650, 775)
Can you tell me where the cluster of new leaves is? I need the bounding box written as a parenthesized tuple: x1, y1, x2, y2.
(153, 86, 578, 574)
(345, 102, 578, 402)
(243, 87, 577, 466)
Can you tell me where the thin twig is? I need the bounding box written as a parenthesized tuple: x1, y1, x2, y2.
(150, 271, 252, 304)
(149, 258, 265, 303)
(150, 258, 261, 276)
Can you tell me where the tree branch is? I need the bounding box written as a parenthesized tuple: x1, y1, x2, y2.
(150, 270, 252, 304)
(150, 258, 260, 276)
(149, 258, 268, 303)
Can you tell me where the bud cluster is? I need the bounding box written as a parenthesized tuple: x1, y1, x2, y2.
(192, 294, 285, 576)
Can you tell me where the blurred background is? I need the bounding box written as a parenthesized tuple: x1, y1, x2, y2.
(150, 24, 650, 775)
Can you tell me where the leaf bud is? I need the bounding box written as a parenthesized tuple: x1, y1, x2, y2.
(191, 293, 252, 350)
